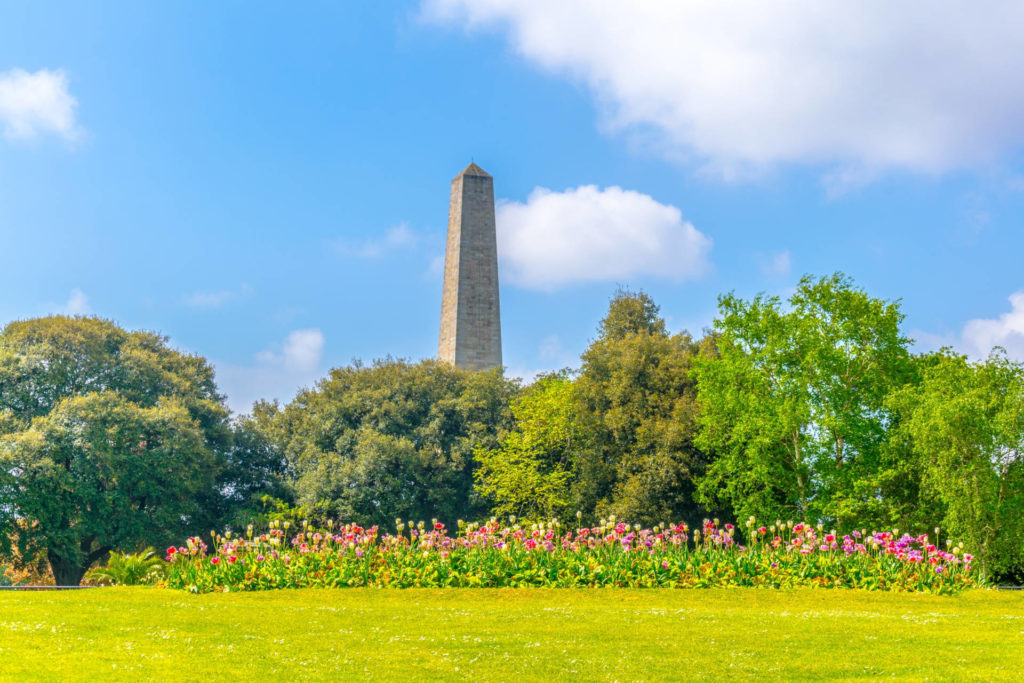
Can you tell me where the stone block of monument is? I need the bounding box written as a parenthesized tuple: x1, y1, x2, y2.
(438, 163, 503, 371)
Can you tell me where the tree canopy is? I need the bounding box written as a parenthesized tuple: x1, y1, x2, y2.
(4, 275, 1024, 583)
(574, 289, 713, 524)
(262, 359, 519, 529)
(473, 374, 578, 520)
(693, 273, 913, 524)
(891, 349, 1024, 577)
(0, 316, 231, 585)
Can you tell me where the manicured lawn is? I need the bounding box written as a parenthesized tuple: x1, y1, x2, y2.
(1, 588, 1022, 680)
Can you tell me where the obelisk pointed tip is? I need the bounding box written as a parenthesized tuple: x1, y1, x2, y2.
(457, 162, 492, 179)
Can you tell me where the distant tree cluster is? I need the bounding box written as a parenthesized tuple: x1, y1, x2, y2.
(2, 274, 1023, 584)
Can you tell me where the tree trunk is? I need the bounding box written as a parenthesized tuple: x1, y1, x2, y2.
(47, 550, 87, 586)
(792, 430, 808, 518)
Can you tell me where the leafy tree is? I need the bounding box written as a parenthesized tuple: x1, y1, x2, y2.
(473, 375, 578, 520)
(598, 287, 668, 340)
(574, 289, 712, 525)
(0, 316, 230, 585)
(0, 316, 229, 437)
(266, 359, 518, 528)
(892, 350, 1024, 578)
(0, 393, 218, 585)
(195, 408, 294, 530)
(693, 274, 913, 525)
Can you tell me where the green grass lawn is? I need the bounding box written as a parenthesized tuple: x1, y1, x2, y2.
(1, 588, 1022, 681)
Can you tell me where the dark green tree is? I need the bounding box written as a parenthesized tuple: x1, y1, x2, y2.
(574, 289, 712, 525)
(193, 407, 294, 531)
(265, 359, 518, 528)
(0, 316, 233, 584)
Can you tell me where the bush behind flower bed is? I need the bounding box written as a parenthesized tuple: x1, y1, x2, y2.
(165, 517, 979, 594)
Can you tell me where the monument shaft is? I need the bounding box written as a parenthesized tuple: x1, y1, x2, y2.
(438, 163, 502, 371)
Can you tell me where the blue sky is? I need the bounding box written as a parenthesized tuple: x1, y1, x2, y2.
(2, 1, 1024, 412)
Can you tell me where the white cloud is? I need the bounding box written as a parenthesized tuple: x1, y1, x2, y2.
(60, 289, 90, 315)
(333, 222, 420, 258)
(759, 250, 792, 277)
(255, 328, 325, 373)
(0, 68, 79, 141)
(217, 328, 326, 413)
(962, 292, 1024, 361)
(183, 284, 252, 309)
(281, 328, 325, 372)
(497, 185, 711, 290)
(426, 1, 1024, 177)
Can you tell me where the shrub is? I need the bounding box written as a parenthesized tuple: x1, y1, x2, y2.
(86, 548, 167, 586)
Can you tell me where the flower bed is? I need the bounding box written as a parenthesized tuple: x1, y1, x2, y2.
(165, 517, 978, 594)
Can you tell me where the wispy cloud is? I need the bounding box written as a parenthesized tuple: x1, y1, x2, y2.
(914, 291, 1024, 362)
(215, 328, 326, 413)
(538, 334, 564, 361)
(758, 250, 792, 277)
(0, 68, 80, 142)
(506, 334, 581, 385)
(332, 222, 421, 258)
(962, 292, 1024, 361)
(183, 284, 253, 310)
(60, 289, 90, 315)
(254, 328, 326, 373)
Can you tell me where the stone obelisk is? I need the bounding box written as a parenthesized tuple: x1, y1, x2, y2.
(438, 163, 502, 371)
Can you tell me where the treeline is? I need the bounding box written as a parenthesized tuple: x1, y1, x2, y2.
(1, 273, 1022, 584)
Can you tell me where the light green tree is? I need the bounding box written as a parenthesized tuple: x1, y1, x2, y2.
(473, 375, 577, 520)
(693, 273, 913, 524)
(892, 350, 1024, 578)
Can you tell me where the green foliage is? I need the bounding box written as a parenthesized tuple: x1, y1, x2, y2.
(0, 316, 230, 585)
(1, 393, 218, 585)
(693, 273, 913, 524)
(891, 350, 1024, 578)
(86, 547, 166, 586)
(265, 359, 519, 528)
(5, 275, 1024, 584)
(574, 289, 711, 524)
(196, 411, 294, 530)
(0, 316, 229, 436)
(473, 375, 578, 519)
(598, 286, 668, 340)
